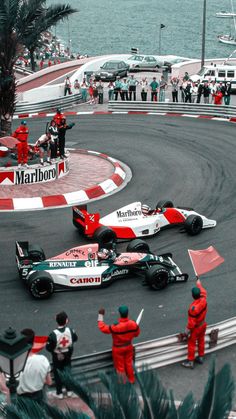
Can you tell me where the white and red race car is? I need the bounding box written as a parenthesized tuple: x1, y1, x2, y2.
(72, 200, 216, 244)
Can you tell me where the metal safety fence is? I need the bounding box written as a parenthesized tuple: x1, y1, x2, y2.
(108, 100, 236, 119)
(15, 93, 83, 114)
(71, 316, 236, 381)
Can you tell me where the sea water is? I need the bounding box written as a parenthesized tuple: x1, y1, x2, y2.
(48, 0, 236, 59)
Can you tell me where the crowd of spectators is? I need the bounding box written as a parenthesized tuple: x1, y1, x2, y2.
(71, 72, 232, 106)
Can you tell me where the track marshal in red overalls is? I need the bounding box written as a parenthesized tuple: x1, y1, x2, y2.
(182, 278, 207, 369)
(98, 305, 140, 383)
(12, 120, 29, 168)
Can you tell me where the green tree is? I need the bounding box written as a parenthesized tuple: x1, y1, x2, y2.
(0, 0, 77, 136)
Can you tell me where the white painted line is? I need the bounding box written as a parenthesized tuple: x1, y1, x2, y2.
(13, 197, 44, 210)
(76, 111, 94, 115)
(100, 179, 117, 193)
(64, 190, 89, 204)
(112, 111, 128, 114)
(182, 114, 200, 118)
(212, 117, 230, 121)
(115, 166, 126, 179)
(147, 112, 167, 115)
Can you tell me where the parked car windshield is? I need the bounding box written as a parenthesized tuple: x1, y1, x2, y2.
(102, 62, 119, 70)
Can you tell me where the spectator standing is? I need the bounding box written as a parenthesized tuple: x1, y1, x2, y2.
(97, 80, 104, 104)
(80, 78, 88, 102)
(203, 82, 211, 104)
(114, 77, 122, 100)
(185, 81, 192, 103)
(209, 80, 217, 103)
(150, 77, 159, 101)
(48, 120, 59, 160)
(58, 118, 75, 158)
(182, 279, 207, 369)
(140, 77, 148, 101)
(197, 82, 204, 103)
(46, 311, 78, 399)
(12, 120, 29, 168)
(183, 71, 189, 81)
(121, 78, 129, 100)
(93, 81, 99, 104)
(73, 79, 81, 95)
(223, 82, 231, 105)
(128, 74, 138, 100)
(64, 76, 72, 96)
(39, 59, 44, 70)
(107, 80, 115, 100)
(35, 132, 52, 166)
(159, 75, 167, 102)
(191, 82, 198, 103)
(170, 77, 179, 102)
(88, 79, 94, 104)
(17, 329, 52, 403)
(98, 305, 140, 383)
(48, 59, 52, 67)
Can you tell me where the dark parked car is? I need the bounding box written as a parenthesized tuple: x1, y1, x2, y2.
(94, 60, 129, 81)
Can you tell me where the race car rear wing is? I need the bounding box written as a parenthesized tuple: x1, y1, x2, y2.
(15, 241, 29, 259)
(72, 205, 100, 235)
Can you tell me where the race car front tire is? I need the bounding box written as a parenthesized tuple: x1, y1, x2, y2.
(94, 226, 117, 247)
(127, 239, 150, 253)
(156, 200, 174, 209)
(28, 244, 46, 262)
(184, 215, 203, 235)
(145, 265, 169, 290)
(28, 271, 54, 299)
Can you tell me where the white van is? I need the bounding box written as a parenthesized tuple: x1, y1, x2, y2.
(190, 64, 236, 90)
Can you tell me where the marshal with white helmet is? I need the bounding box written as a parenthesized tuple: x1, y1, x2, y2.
(72, 200, 216, 244)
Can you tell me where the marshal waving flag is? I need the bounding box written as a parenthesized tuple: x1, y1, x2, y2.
(188, 246, 224, 277)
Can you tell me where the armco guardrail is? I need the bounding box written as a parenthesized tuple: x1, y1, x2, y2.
(108, 100, 236, 118)
(71, 316, 236, 381)
(15, 92, 83, 114)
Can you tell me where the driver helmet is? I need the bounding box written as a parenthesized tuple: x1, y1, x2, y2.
(98, 248, 110, 260)
(141, 204, 151, 215)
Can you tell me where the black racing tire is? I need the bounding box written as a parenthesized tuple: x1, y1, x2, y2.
(73, 219, 85, 236)
(184, 215, 203, 236)
(28, 244, 46, 262)
(126, 239, 150, 253)
(156, 200, 174, 209)
(28, 271, 54, 299)
(93, 226, 117, 247)
(145, 265, 169, 290)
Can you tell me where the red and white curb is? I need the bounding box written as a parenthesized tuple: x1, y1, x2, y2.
(0, 151, 128, 211)
(12, 111, 236, 123)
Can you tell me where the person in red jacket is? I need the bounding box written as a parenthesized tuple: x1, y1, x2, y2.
(12, 120, 29, 168)
(98, 305, 140, 383)
(53, 108, 65, 127)
(182, 278, 207, 369)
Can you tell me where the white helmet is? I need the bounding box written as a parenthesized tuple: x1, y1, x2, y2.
(98, 248, 110, 259)
(141, 204, 151, 215)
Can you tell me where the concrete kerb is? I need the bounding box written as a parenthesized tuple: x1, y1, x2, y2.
(0, 151, 132, 212)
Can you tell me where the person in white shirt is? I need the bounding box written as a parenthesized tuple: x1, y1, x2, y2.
(17, 329, 52, 403)
(140, 77, 148, 101)
(35, 132, 52, 166)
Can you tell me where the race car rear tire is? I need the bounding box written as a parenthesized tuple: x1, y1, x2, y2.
(28, 271, 54, 299)
(94, 226, 117, 247)
(145, 265, 169, 290)
(126, 239, 150, 253)
(156, 200, 174, 209)
(185, 215, 203, 236)
(28, 244, 46, 262)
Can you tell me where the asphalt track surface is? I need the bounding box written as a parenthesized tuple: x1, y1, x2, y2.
(1, 115, 236, 400)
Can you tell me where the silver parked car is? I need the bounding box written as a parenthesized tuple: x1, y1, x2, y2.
(127, 55, 164, 71)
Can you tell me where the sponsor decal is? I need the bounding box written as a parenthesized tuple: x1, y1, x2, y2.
(117, 209, 142, 218)
(49, 261, 77, 268)
(89, 215, 95, 222)
(103, 268, 129, 282)
(16, 242, 24, 257)
(70, 277, 101, 285)
(65, 248, 85, 257)
(15, 167, 56, 185)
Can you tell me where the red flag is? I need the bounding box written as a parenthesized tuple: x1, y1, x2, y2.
(188, 246, 224, 277)
(32, 336, 48, 353)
